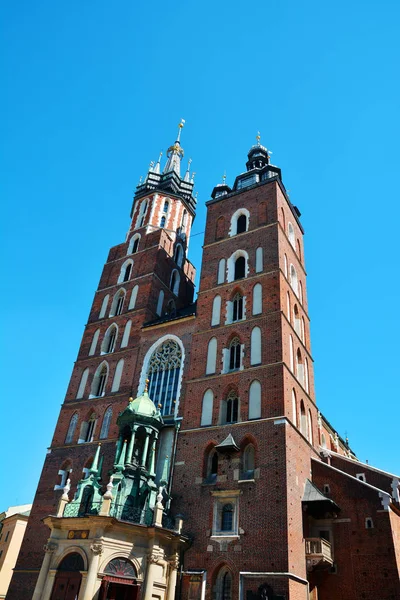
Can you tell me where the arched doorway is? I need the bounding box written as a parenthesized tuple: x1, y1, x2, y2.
(50, 552, 84, 600)
(99, 558, 140, 600)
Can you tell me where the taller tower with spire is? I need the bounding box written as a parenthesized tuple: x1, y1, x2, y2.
(6, 129, 400, 600)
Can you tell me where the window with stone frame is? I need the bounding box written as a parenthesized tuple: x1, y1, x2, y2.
(212, 495, 239, 538)
(222, 391, 239, 424)
(232, 293, 244, 322)
(228, 338, 241, 371)
(146, 339, 183, 416)
(214, 568, 232, 600)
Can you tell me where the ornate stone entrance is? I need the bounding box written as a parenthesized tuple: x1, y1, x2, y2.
(50, 553, 83, 600)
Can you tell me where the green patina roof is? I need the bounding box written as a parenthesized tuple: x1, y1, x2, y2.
(124, 388, 162, 421)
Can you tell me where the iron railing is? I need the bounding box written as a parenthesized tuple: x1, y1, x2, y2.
(110, 503, 154, 526)
(63, 502, 101, 518)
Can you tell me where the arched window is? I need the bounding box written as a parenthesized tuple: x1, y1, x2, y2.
(206, 338, 217, 375)
(289, 335, 294, 372)
(216, 216, 225, 240)
(290, 264, 298, 296)
(242, 444, 255, 479)
(160, 215, 166, 228)
(249, 380, 261, 419)
(234, 256, 245, 280)
(232, 293, 244, 322)
(292, 389, 297, 427)
(284, 254, 288, 277)
(138, 199, 148, 228)
(76, 368, 89, 399)
(217, 258, 226, 284)
(100, 407, 113, 439)
(297, 239, 302, 260)
(181, 209, 188, 228)
(230, 208, 250, 237)
(255, 247, 263, 272)
(166, 299, 176, 316)
(206, 448, 218, 482)
(300, 401, 307, 437)
(252, 283, 262, 315)
(104, 558, 137, 578)
(118, 260, 133, 284)
(110, 290, 126, 317)
(174, 244, 184, 267)
(99, 294, 109, 319)
(170, 270, 180, 295)
(201, 389, 214, 426)
(147, 339, 183, 416)
(91, 362, 108, 397)
(304, 357, 309, 393)
(111, 359, 124, 392)
(89, 329, 100, 356)
(221, 504, 234, 531)
(299, 281, 303, 304)
(294, 305, 301, 338)
(128, 285, 138, 310)
(321, 433, 327, 448)
(301, 317, 306, 343)
(156, 290, 164, 316)
(308, 410, 313, 444)
(65, 413, 78, 444)
(281, 207, 285, 230)
(163, 200, 169, 213)
(101, 324, 118, 354)
(79, 413, 97, 444)
(296, 349, 304, 386)
(236, 214, 247, 234)
(128, 234, 140, 255)
(250, 327, 261, 366)
(229, 338, 241, 371)
(121, 321, 132, 348)
(211, 295, 221, 326)
(286, 292, 291, 321)
(223, 391, 239, 424)
(288, 222, 295, 248)
(215, 568, 232, 600)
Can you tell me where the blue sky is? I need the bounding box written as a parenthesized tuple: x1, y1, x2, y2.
(1, 0, 399, 509)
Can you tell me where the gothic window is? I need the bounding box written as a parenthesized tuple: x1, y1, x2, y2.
(288, 222, 296, 248)
(286, 292, 291, 321)
(230, 208, 249, 237)
(119, 260, 133, 284)
(65, 413, 78, 444)
(242, 444, 255, 479)
(304, 357, 309, 393)
(128, 234, 140, 254)
(234, 256, 245, 280)
(201, 389, 214, 425)
(215, 569, 232, 600)
(281, 207, 286, 230)
(138, 200, 148, 228)
(147, 339, 183, 416)
(289, 335, 294, 372)
(206, 338, 217, 375)
(292, 389, 297, 427)
(250, 327, 261, 366)
(296, 349, 304, 386)
(167, 299, 177, 317)
(308, 410, 313, 444)
(290, 264, 299, 296)
(300, 401, 307, 437)
(206, 448, 218, 482)
(182, 209, 188, 228)
(111, 359, 124, 392)
(211, 295, 221, 326)
(76, 368, 89, 399)
(252, 283, 262, 315)
(258, 201, 268, 225)
(175, 244, 184, 267)
(284, 254, 288, 277)
(294, 305, 301, 338)
(255, 247, 263, 272)
(129, 285, 139, 310)
(223, 391, 239, 424)
(99, 294, 109, 319)
(89, 329, 100, 356)
(170, 270, 180, 295)
(91, 363, 108, 397)
(156, 290, 164, 316)
(160, 215, 166, 228)
(121, 320, 132, 348)
(232, 293, 243, 322)
(248, 380, 261, 419)
(299, 281, 304, 304)
(110, 290, 126, 317)
(229, 338, 241, 371)
(101, 324, 118, 354)
(321, 433, 327, 448)
(217, 258, 226, 284)
(79, 414, 96, 444)
(100, 407, 112, 439)
(163, 200, 169, 213)
(297, 239, 302, 260)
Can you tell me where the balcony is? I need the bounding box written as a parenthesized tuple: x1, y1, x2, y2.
(305, 537, 333, 571)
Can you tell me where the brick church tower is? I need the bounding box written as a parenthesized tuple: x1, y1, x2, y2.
(6, 128, 400, 600)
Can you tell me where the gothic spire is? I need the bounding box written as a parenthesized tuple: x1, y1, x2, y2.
(163, 119, 185, 177)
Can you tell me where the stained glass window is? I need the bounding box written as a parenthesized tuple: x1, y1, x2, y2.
(147, 340, 182, 416)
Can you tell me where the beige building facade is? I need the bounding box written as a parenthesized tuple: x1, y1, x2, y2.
(0, 505, 32, 599)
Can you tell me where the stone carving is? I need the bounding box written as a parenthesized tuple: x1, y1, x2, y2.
(43, 541, 58, 554)
(90, 541, 103, 555)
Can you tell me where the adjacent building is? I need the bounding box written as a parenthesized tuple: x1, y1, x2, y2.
(0, 505, 32, 599)
(6, 125, 400, 600)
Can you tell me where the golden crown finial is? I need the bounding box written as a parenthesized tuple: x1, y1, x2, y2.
(144, 378, 150, 393)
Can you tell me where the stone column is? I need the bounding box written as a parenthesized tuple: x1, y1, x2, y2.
(166, 554, 179, 600)
(149, 436, 157, 476)
(141, 432, 150, 467)
(126, 428, 136, 464)
(82, 541, 103, 600)
(143, 554, 161, 600)
(32, 542, 58, 600)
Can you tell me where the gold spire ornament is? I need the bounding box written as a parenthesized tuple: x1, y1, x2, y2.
(144, 378, 150, 393)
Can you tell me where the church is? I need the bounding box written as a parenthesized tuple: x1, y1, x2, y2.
(6, 123, 400, 600)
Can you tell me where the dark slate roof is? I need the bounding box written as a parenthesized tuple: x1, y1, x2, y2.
(302, 480, 340, 514)
(215, 434, 239, 452)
